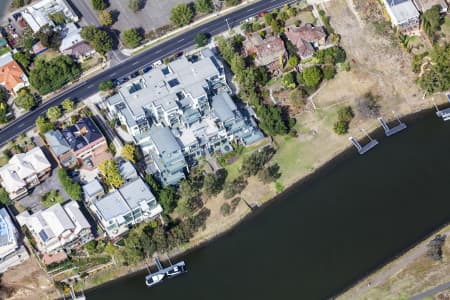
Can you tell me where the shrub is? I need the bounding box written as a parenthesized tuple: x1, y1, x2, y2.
(322, 64, 336, 80)
(57, 168, 82, 201)
(170, 3, 194, 27)
(220, 203, 231, 216)
(99, 80, 114, 91)
(91, 0, 108, 10)
(333, 120, 349, 135)
(302, 66, 322, 87)
(121, 28, 143, 48)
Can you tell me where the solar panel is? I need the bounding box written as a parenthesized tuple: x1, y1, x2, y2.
(38, 229, 49, 242)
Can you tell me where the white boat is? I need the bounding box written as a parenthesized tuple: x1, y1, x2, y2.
(145, 273, 165, 287)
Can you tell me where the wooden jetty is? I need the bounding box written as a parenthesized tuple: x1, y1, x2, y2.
(378, 112, 407, 136)
(349, 129, 378, 155)
(435, 95, 450, 121)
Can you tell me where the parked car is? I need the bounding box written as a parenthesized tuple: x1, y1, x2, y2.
(114, 77, 129, 85)
(130, 71, 139, 78)
(142, 65, 152, 73)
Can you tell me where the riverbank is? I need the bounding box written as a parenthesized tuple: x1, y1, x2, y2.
(337, 222, 450, 300)
(74, 0, 450, 294)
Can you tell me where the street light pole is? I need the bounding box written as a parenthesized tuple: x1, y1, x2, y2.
(225, 18, 231, 32)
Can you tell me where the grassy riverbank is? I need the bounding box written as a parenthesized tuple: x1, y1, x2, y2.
(337, 223, 450, 300)
(73, 0, 449, 294)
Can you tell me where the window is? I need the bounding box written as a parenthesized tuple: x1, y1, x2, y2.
(168, 78, 180, 88)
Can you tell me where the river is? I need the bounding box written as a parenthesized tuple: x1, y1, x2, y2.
(87, 110, 450, 299)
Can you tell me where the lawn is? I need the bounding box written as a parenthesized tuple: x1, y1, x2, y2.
(0, 47, 10, 56)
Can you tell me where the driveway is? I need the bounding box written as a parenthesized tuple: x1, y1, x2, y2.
(17, 168, 71, 213)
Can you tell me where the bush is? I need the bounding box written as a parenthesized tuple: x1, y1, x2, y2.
(91, 0, 108, 10)
(99, 10, 113, 26)
(223, 176, 247, 199)
(333, 120, 349, 135)
(302, 66, 322, 87)
(98, 160, 124, 188)
(241, 147, 275, 177)
(15, 88, 36, 111)
(282, 72, 297, 89)
(220, 203, 231, 216)
(99, 80, 114, 91)
(195, 0, 213, 13)
(426, 234, 446, 261)
(35, 25, 61, 50)
(258, 164, 281, 184)
(314, 46, 346, 65)
(57, 168, 82, 201)
(194, 33, 209, 47)
(128, 0, 144, 12)
(337, 106, 354, 122)
(46, 106, 62, 122)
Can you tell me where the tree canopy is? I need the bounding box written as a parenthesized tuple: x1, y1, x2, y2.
(121, 28, 143, 49)
(302, 66, 323, 87)
(46, 106, 62, 121)
(421, 5, 442, 39)
(30, 55, 81, 95)
(99, 160, 124, 188)
(194, 33, 208, 47)
(14, 88, 36, 111)
(57, 168, 82, 201)
(98, 10, 113, 27)
(61, 98, 74, 112)
(99, 80, 115, 91)
(90, 0, 108, 10)
(80, 26, 113, 55)
(170, 3, 194, 27)
(36, 115, 54, 134)
(121, 144, 137, 163)
(35, 25, 61, 50)
(419, 44, 450, 93)
(128, 0, 144, 12)
(195, 0, 213, 13)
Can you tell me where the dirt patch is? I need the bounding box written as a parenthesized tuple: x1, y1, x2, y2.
(1, 256, 58, 300)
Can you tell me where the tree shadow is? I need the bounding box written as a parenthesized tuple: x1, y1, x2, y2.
(110, 9, 120, 25)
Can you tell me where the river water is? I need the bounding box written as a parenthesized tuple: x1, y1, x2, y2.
(88, 110, 450, 300)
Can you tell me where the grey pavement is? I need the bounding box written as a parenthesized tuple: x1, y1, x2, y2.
(74, 0, 192, 32)
(409, 282, 450, 300)
(18, 168, 71, 213)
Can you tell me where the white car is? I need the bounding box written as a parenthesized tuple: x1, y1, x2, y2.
(153, 60, 162, 67)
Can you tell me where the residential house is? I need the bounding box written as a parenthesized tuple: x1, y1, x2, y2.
(45, 118, 108, 167)
(59, 23, 95, 61)
(82, 179, 104, 203)
(0, 53, 29, 96)
(243, 33, 287, 68)
(21, 0, 79, 33)
(17, 200, 93, 254)
(106, 49, 264, 185)
(413, 0, 448, 13)
(285, 24, 327, 59)
(89, 177, 163, 238)
(0, 208, 29, 273)
(382, 0, 420, 33)
(0, 147, 51, 200)
(44, 129, 77, 168)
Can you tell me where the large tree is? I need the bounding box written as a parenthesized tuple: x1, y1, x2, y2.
(302, 66, 322, 87)
(30, 55, 81, 94)
(99, 160, 124, 188)
(61, 98, 74, 112)
(121, 28, 143, 49)
(80, 26, 113, 55)
(195, 0, 213, 13)
(421, 5, 442, 39)
(121, 144, 137, 163)
(170, 3, 194, 27)
(419, 44, 450, 93)
(90, 0, 108, 10)
(14, 88, 36, 111)
(46, 106, 62, 122)
(36, 115, 54, 134)
(35, 25, 62, 50)
(128, 0, 144, 12)
(98, 10, 113, 27)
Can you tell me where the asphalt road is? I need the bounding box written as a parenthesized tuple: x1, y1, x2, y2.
(0, 0, 296, 146)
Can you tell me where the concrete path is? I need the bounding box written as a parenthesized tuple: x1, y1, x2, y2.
(409, 282, 450, 300)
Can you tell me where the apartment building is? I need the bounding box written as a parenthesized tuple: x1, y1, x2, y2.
(106, 49, 264, 186)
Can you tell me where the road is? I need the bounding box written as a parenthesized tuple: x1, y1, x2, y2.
(0, 0, 295, 146)
(409, 281, 450, 300)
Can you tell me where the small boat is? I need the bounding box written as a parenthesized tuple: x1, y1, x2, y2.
(145, 273, 165, 287)
(144, 256, 187, 287)
(166, 261, 187, 278)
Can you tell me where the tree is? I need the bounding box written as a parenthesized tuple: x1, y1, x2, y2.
(241, 147, 275, 177)
(302, 66, 322, 87)
(421, 5, 442, 39)
(203, 170, 227, 197)
(258, 164, 281, 183)
(13, 51, 31, 69)
(121, 28, 143, 49)
(322, 64, 336, 80)
(46, 106, 62, 122)
(170, 3, 194, 27)
(223, 176, 247, 199)
(48, 12, 66, 25)
(145, 174, 161, 194)
(282, 72, 297, 89)
(57, 168, 82, 201)
(333, 120, 349, 135)
(35, 25, 62, 50)
(11, 0, 32, 8)
(0, 188, 11, 206)
(287, 56, 299, 68)
(99, 80, 114, 91)
(337, 106, 354, 122)
(30, 55, 81, 94)
(61, 98, 74, 112)
(80, 26, 113, 55)
(98, 10, 113, 27)
(220, 203, 231, 216)
(128, 0, 144, 12)
(121, 144, 136, 163)
(36, 116, 54, 134)
(99, 160, 124, 188)
(314, 46, 346, 65)
(91, 0, 108, 10)
(0, 101, 8, 124)
(288, 88, 307, 108)
(257, 104, 287, 136)
(418, 44, 450, 93)
(159, 186, 177, 213)
(194, 33, 208, 47)
(14, 88, 36, 111)
(264, 13, 274, 26)
(224, 0, 240, 6)
(195, 0, 213, 13)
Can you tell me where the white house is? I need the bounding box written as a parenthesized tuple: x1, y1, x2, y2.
(0, 208, 29, 273)
(90, 178, 162, 238)
(382, 0, 420, 33)
(17, 201, 93, 254)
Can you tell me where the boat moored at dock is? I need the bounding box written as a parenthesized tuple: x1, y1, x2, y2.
(145, 256, 187, 287)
